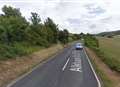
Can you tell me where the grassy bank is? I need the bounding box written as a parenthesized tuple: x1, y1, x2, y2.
(84, 35, 120, 87)
(98, 37, 120, 72)
(0, 44, 63, 87)
(84, 35, 120, 72)
(86, 48, 120, 87)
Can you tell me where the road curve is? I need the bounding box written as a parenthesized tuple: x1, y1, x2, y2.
(7, 44, 101, 87)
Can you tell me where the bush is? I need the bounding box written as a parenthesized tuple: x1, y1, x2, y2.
(0, 44, 25, 59)
(84, 34, 99, 49)
(0, 42, 43, 60)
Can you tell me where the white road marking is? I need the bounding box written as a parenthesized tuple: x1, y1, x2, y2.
(83, 48, 101, 87)
(69, 50, 82, 72)
(70, 68, 82, 72)
(62, 58, 70, 71)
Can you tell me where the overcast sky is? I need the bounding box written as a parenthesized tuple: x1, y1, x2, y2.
(0, 0, 120, 34)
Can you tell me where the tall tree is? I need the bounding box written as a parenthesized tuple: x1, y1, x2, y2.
(2, 5, 21, 17)
(58, 29, 69, 44)
(63, 29, 69, 43)
(28, 12, 49, 46)
(44, 17, 58, 43)
(30, 12, 41, 25)
(0, 6, 28, 45)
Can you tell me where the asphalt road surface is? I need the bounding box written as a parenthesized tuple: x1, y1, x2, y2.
(8, 44, 101, 87)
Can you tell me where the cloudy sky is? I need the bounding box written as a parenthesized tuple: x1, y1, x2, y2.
(0, 0, 120, 34)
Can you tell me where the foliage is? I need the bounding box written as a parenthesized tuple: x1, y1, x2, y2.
(0, 5, 74, 59)
(84, 33, 120, 72)
(44, 17, 59, 44)
(58, 29, 69, 44)
(30, 12, 41, 25)
(2, 5, 21, 17)
(84, 34, 99, 49)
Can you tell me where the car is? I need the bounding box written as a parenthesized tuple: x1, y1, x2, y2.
(75, 43, 83, 50)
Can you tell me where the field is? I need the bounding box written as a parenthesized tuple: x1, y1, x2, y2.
(86, 47, 120, 87)
(86, 36, 120, 87)
(98, 36, 120, 72)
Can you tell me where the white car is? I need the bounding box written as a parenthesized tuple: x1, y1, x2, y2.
(75, 43, 83, 50)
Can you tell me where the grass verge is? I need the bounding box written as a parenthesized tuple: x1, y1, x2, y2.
(86, 47, 120, 87)
(0, 44, 63, 87)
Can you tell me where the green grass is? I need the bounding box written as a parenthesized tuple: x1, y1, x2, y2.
(98, 37, 120, 72)
(90, 58, 113, 87)
(97, 70, 113, 87)
(0, 42, 44, 60)
(86, 47, 114, 87)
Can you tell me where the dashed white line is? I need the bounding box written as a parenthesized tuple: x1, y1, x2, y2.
(62, 58, 70, 71)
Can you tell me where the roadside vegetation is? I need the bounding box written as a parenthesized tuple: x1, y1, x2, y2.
(83, 34, 99, 49)
(0, 5, 80, 60)
(0, 44, 63, 87)
(84, 34, 120, 72)
(0, 5, 82, 87)
(86, 48, 120, 87)
(98, 37, 120, 72)
(84, 34, 120, 87)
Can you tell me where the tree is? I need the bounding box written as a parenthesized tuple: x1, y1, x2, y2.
(58, 29, 69, 44)
(84, 33, 99, 48)
(0, 5, 73, 59)
(44, 18, 58, 43)
(2, 5, 21, 17)
(63, 29, 69, 43)
(30, 12, 41, 25)
(0, 6, 28, 45)
(58, 30, 64, 43)
(28, 12, 50, 46)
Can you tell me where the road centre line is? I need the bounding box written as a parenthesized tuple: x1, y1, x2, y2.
(62, 58, 70, 71)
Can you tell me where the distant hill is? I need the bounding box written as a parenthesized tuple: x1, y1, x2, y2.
(97, 30, 120, 37)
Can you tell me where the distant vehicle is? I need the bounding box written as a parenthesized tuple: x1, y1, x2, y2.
(75, 43, 83, 50)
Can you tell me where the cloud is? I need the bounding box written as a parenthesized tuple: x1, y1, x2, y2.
(85, 3, 106, 15)
(89, 24, 96, 29)
(0, 0, 120, 33)
(67, 18, 81, 25)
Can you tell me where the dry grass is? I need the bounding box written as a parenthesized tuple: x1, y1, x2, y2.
(86, 48, 120, 87)
(0, 44, 63, 87)
(98, 37, 120, 64)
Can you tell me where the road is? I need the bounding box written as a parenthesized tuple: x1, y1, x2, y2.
(8, 44, 101, 87)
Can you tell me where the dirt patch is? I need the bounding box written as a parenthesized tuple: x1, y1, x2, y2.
(0, 44, 63, 87)
(85, 47, 120, 87)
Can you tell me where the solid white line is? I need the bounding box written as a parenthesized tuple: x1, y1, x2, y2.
(83, 48, 101, 87)
(62, 58, 70, 71)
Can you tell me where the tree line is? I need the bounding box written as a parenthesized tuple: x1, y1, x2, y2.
(0, 5, 78, 59)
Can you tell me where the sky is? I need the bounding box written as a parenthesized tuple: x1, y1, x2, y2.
(0, 0, 120, 34)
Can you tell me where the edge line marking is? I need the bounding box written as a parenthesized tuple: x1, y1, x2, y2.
(83, 48, 101, 87)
